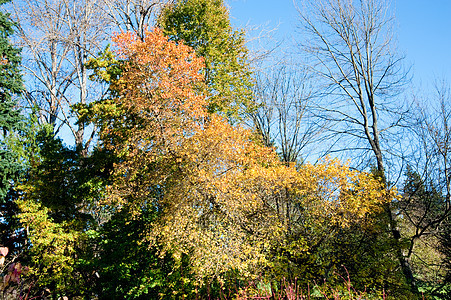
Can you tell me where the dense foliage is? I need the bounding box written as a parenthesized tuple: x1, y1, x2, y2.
(0, 0, 23, 199)
(0, 1, 27, 296)
(158, 0, 254, 116)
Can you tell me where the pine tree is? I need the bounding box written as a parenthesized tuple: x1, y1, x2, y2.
(0, 0, 24, 200)
(0, 0, 25, 272)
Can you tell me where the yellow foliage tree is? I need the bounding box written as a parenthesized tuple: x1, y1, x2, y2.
(91, 28, 394, 283)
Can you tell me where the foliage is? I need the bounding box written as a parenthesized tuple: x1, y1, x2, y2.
(93, 206, 197, 300)
(158, 0, 254, 117)
(15, 127, 111, 298)
(85, 29, 399, 296)
(400, 168, 450, 298)
(262, 159, 410, 297)
(238, 273, 387, 300)
(0, 2, 29, 298)
(88, 28, 272, 280)
(437, 216, 451, 299)
(0, 0, 24, 200)
(5, 0, 446, 297)
(401, 169, 445, 232)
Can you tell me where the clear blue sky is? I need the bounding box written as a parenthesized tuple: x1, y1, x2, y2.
(227, 0, 451, 89)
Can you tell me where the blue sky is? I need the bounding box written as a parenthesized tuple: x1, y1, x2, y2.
(227, 0, 451, 90)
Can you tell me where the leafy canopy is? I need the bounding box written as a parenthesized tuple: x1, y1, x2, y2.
(158, 0, 254, 117)
(86, 28, 393, 283)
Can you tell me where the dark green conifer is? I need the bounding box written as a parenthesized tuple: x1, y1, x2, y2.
(0, 0, 23, 200)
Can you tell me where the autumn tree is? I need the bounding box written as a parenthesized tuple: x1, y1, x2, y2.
(0, 0, 425, 297)
(158, 0, 253, 116)
(87, 28, 275, 279)
(83, 29, 397, 295)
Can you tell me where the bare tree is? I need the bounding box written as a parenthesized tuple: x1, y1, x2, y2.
(14, 0, 72, 127)
(12, 0, 170, 153)
(296, 0, 414, 291)
(62, 0, 111, 154)
(409, 81, 451, 211)
(13, 0, 110, 154)
(249, 62, 328, 263)
(297, 0, 408, 171)
(400, 81, 451, 293)
(250, 63, 324, 163)
(102, 0, 168, 40)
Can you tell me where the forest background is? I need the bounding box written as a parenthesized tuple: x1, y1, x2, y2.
(0, 0, 450, 299)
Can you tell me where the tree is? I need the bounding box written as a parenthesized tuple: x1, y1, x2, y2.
(15, 127, 109, 298)
(13, 0, 110, 154)
(400, 81, 451, 297)
(400, 168, 449, 297)
(262, 157, 402, 293)
(88, 28, 275, 279)
(250, 63, 324, 163)
(296, 0, 414, 293)
(85, 29, 396, 291)
(93, 206, 198, 299)
(102, 0, 169, 40)
(438, 216, 451, 299)
(0, 0, 24, 199)
(297, 0, 408, 171)
(158, 0, 254, 116)
(0, 0, 26, 279)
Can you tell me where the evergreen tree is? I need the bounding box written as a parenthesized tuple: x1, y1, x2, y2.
(0, 0, 24, 200)
(0, 0, 24, 256)
(400, 168, 449, 297)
